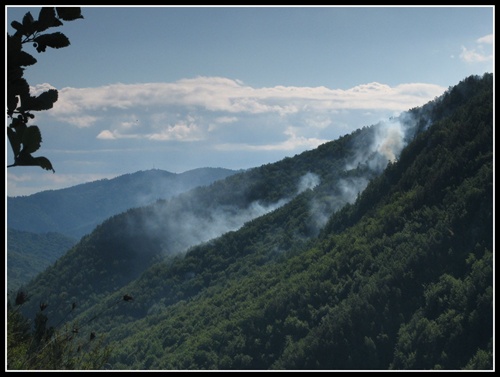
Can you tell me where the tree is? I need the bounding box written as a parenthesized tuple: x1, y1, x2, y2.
(7, 7, 83, 172)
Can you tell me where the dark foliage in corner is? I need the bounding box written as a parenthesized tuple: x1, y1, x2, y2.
(7, 7, 83, 172)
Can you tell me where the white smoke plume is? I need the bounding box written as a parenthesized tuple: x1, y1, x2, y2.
(125, 112, 421, 259)
(165, 198, 290, 251)
(307, 176, 370, 235)
(345, 114, 414, 172)
(375, 119, 405, 163)
(306, 111, 420, 235)
(126, 171, 322, 257)
(337, 176, 370, 204)
(297, 172, 321, 194)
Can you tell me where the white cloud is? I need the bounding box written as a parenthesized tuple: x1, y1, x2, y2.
(304, 115, 332, 130)
(460, 46, 493, 63)
(24, 77, 445, 164)
(208, 116, 238, 132)
(64, 115, 100, 128)
(147, 122, 204, 142)
(10, 76, 446, 197)
(215, 116, 238, 124)
(215, 126, 328, 152)
(96, 130, 117, 140)
(97, 119, 204, 142)
(41, 77, 445, 146)
(50, 77, 444, 119)
(477, 34, 493, 44)
(459, 34, 494, 63)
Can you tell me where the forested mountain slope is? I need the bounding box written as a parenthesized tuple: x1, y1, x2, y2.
(11, 74, 493, 370)
(7, 167, 239, 239)
(16, 100, 406, 327)
(7, 229, 77, 292)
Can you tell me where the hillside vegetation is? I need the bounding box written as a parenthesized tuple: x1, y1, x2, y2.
(8, 73, 493, 370)
(7, 229, 77, 292)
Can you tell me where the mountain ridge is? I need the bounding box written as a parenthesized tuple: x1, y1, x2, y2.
(7, 167, 240, 239)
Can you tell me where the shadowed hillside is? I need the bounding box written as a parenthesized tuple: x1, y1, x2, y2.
(7, 229, 77, 292)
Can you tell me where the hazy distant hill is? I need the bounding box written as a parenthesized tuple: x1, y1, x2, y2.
(10, 74, 492, 370)
(7, 167, 239, 239)
(7, 229, 77, 292)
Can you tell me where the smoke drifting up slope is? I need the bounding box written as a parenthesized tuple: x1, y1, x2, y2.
(297, 172, 321, 193)
(126, 170, 322, 256)
(176, 170, 320, 248)
(162, 198, 290, 252)
(346, 114, 416, 172)
(124, 111, 422, 258)
(307, 111, 420, 233)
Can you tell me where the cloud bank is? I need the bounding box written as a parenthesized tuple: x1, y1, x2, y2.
(40, 77, 444, 143)
(9, 77, 446, 197)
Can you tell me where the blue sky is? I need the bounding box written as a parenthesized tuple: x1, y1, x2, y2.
(5, 5, 494, 196)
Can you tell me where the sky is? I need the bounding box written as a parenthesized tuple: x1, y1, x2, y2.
(5, 5, 494, 197)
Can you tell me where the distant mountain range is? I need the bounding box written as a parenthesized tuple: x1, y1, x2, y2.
(7, 167, 239, 239)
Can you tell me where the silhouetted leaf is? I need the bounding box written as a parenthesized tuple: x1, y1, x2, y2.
(7, 127, 21, 158)
(56, 7, 84, 21)
(11, 150, 55, 172)
(33, 32, 70, 52)
(37, 7, 62, 32)
(33, 156, 55, 172)
(37, 89, 59, 107)
(10, 20, 24, 35)
(22, 12, 35, 36)
(17, 51, 37, 67)
(21, 125, 42, 154)
(7, 8, 83, 176)
(22, 89, 58, 112)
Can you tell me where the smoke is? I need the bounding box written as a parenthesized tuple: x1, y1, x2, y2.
(337, 176, 370, 204)
(307, 176, 370, 235)
(167, 171, 324, 249)
(123, 112, 423, 260)
(345, 113, 419, 173)
(306, 111, 421, 235)
(375, 120, 405, 163)
(125, 171, 325, 258)
(164, 198, 290, 251)
(297, 172, 321, 194)
(129, 168, 239, 210)
(151, 114, 418, 248)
